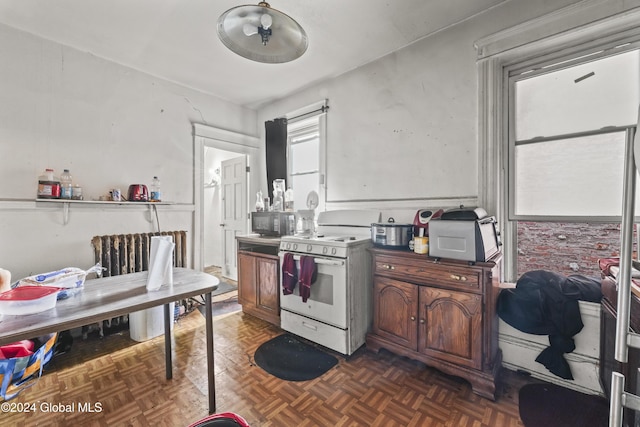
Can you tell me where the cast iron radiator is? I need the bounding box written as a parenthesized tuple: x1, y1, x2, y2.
(86, 231, 188, 339)
(91, 231, 187, 277)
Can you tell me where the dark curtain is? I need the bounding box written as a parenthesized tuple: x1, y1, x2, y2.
(265, 118, 288, 200)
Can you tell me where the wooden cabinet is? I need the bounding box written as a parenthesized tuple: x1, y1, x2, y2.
(236, 236, 281, 326)
(367, 248, 502, 400)
(420, 286, 483, 370)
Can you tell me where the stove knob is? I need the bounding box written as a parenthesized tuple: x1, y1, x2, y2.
(286, 243, 291, 250)
(293, 244, 298, 250)
(307, 244, 312, 252)
(323, 247, 328, 254)
(332, 248, 337, 255)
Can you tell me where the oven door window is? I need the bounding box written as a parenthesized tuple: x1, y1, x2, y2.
(280, 256, 347, 328)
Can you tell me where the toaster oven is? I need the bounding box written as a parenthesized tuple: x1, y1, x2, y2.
(428, 216, 500, 262)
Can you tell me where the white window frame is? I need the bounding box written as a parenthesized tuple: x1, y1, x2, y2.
(286, 101, 328, 212)
(475, 4, 640, 281)
(507, 44, 640, 222)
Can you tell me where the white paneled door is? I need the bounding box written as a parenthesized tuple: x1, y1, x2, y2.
(220, 155, 247, 281)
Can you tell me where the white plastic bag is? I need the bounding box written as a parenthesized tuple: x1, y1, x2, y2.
(16, 263, 103, 299)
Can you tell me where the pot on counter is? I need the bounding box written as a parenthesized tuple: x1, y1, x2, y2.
(371, 218, 413, 248)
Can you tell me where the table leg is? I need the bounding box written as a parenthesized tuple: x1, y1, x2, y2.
(206, 291, 216, 414)
(164, 303, 172, 380)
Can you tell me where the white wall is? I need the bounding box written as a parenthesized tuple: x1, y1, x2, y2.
(256, 0, 609, 224)
(0, 23, 257, 280)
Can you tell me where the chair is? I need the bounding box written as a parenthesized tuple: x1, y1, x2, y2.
(187, 412, 250, 427)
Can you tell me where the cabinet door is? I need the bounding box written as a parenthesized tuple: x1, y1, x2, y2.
(256, 256, 279, 314)
(237, 252, 256, 306)
(419, 287, 482, 369)
(372, 276, 419, 351)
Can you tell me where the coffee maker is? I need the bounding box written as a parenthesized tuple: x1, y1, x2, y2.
(413, 209, 444, 237)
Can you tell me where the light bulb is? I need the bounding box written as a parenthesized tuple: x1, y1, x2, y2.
(243, 23, 258, 36)
(260, 13, 273, 29)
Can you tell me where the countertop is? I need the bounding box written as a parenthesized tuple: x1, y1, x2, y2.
(369, 246, 502, 267)
(236, 234, 282, 247)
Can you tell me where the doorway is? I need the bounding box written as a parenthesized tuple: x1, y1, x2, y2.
(193, 123, 260, 281)
(203, 146, 245, 278)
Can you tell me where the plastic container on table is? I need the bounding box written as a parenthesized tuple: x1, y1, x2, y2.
(0, 286, 62, 315)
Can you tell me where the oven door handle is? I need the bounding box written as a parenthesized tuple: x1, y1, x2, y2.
(288, 255, 345, 267)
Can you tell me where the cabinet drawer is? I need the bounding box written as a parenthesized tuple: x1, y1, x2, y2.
(374, 256, 481, 292)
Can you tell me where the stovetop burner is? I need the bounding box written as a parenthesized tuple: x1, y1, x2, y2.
(280, 210, 381, 255)
(290, 234, 358, 242)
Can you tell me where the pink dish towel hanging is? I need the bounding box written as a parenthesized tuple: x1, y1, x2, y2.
(282, 252, 298, 295)
(298, 255, 317, 303)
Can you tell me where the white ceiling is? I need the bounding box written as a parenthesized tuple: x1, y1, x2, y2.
(0, 0, 505, 109)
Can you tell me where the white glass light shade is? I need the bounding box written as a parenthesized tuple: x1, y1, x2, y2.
(217, 3, 308, 63)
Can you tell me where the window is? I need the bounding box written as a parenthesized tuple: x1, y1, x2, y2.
(510, 48, 640, 220)
(286, 107, 326, 213)
(475, 7, 640, 280)
(507, 46, 640, 278)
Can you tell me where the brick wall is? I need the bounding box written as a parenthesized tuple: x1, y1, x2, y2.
(516, 221, 633, 278)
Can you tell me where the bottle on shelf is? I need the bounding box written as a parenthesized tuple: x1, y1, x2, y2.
(150, 176, 162, 202)
(255, 191, 264, 211)
(272, 189, 283, 211)
(284, 187, 294, 211)
(272, 179, 285, 211)
(60, 169, 73, 199)
(72, 185, 83, 200)
(37, 168, 61, 199)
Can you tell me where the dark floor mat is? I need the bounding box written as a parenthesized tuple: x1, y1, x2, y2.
(519, 383, 609, 427)
(254, 333, 338, 381)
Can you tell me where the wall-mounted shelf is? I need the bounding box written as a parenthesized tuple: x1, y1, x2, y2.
(35, 199, 174, 225)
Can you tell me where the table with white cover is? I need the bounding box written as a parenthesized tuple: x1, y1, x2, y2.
(0, 268, 219, 413)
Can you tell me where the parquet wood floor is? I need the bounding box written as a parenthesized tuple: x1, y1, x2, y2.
(3, 310, 538, 426)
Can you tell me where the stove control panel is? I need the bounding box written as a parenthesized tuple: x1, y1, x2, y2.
(280, 241, 348, 258)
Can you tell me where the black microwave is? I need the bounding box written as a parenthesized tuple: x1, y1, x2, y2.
(251, 212, 295, 237)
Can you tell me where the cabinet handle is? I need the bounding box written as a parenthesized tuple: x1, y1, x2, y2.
(450, 274, 467, 281)
(410, 316, 416, 321)
(419, 319, 425, 324)
(381, 264, 395, 270)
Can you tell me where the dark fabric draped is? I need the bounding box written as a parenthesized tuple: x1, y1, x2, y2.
(497, 270, 602, 379)
(265, 118, 288, 201)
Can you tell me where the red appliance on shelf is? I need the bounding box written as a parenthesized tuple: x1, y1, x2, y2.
(127, 184, 149, 202)
(413, 209, 444, 237)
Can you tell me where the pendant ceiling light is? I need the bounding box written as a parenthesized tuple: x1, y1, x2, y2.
(217, 2, 308, 64)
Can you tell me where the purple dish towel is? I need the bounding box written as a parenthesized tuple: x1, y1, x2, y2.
(282, 252, 298, 295)
(299, 255, 317, 303)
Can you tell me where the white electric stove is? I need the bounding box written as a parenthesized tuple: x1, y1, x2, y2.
(278, 210, 380, 355)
